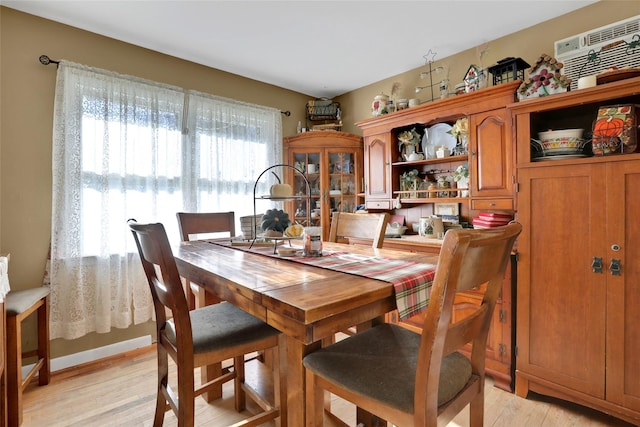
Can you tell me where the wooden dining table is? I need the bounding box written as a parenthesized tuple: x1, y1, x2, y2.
(174, 239, 439, 426)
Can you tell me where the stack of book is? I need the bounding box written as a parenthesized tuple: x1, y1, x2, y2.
(472, 212, 513, 229)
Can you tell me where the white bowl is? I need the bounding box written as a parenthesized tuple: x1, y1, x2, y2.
(535, 129, 586, 153)
(538, 128, 584, 142)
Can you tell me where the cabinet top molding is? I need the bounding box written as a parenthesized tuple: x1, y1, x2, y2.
(508, 76, 640, 114)
(356, 81, 520, 132)
(284, 130, 362, 143)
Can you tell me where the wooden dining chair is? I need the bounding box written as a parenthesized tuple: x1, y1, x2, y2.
(5, 286, 50, 427)
(328, 212, 390, 249)
(304, 223, 522, 427)
(176, 211, 236, 310)
(327, 211, 390, 339)
(128, 220, 280, 427)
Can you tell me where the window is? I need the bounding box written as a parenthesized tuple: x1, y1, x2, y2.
(50, 61, 282, 339)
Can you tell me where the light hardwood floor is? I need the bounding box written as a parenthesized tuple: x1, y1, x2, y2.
(22, 345, 633, 427)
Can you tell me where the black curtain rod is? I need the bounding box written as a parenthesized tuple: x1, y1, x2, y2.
(38, 54, 290, 117)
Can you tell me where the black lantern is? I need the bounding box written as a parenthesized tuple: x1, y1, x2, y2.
(488, 57, 530, 86)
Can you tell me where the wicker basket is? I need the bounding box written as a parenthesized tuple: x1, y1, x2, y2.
(306, 100, 340, 121)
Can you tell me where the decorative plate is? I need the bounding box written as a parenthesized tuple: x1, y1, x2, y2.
(424, 123, 456, 156)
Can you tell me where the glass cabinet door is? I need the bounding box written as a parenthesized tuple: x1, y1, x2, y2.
(327, 150, 357, 216)
(290, 150, 321, 227)
(284, 131, 363, 241)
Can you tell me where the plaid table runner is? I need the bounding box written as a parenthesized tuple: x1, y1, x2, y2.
(213, 242, 436, 320)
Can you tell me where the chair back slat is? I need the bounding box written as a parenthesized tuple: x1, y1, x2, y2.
(328, 212, 389, 248)
(455, 228, 516, 292)
(176, 212, 236, 241)
(176, 212, 236, 310)
(443, 304, 489, 356)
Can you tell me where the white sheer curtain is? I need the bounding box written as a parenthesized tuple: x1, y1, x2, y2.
(183, 90, 283, 218)
(50, 61, 282, 339)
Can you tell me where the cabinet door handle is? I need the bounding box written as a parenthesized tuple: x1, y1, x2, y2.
(592, 257, 603, 273)
(609, 258, 621, 276)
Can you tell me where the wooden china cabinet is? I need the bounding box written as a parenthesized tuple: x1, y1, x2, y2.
(283, 131, 363, 241)
(356, 81, 520, 391)
(511, 77, 640, 425)
(357, 81, 519, 211)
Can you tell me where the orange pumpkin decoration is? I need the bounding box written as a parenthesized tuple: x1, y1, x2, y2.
(592, 104, 639, 156)
(593, 116, 624, 137)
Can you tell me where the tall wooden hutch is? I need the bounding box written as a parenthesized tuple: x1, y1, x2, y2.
(511, 76, 640, 425)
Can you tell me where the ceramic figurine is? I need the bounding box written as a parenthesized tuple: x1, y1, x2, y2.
(371, 93, 389, 116)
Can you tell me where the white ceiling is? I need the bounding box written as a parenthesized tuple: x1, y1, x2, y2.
(3, 0, 597, 98)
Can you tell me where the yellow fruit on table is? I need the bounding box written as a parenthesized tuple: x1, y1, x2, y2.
(284, 224, 304, 237)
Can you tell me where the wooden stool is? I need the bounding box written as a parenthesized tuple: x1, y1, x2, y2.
(6, 287, 50, 426)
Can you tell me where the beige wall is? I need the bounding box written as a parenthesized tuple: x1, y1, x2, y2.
(0, 7, 309, 358)
(1, 1, 639, 360)
(336, 1, 640, 134)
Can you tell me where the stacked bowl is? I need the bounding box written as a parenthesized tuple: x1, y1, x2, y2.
(240, 214, 263, 239)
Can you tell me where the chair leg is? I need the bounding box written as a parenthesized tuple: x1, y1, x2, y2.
(37, 296, 50, 386)
(270, 346, 281, 412)
(469, 392, 485, 427)
(305, 368, 325, 427)
(233, 355, 246, 412)
(177, 357, 196, 427)
(0, 354, 6, 427)
(154, 347, 169, 427)
(6, 314, 21, 427)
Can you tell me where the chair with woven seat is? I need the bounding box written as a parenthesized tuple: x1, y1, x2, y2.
(176, 211, 236, 310)
(129, 220, 280, 427)
(328, 211, 389, 249)
(304, 223, 522, 427)
(6, 286, 51, 427)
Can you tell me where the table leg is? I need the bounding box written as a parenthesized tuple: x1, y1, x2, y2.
(282, 335, 321, 427)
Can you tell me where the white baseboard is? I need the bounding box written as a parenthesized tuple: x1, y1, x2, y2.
(23, 335, 153, 375)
